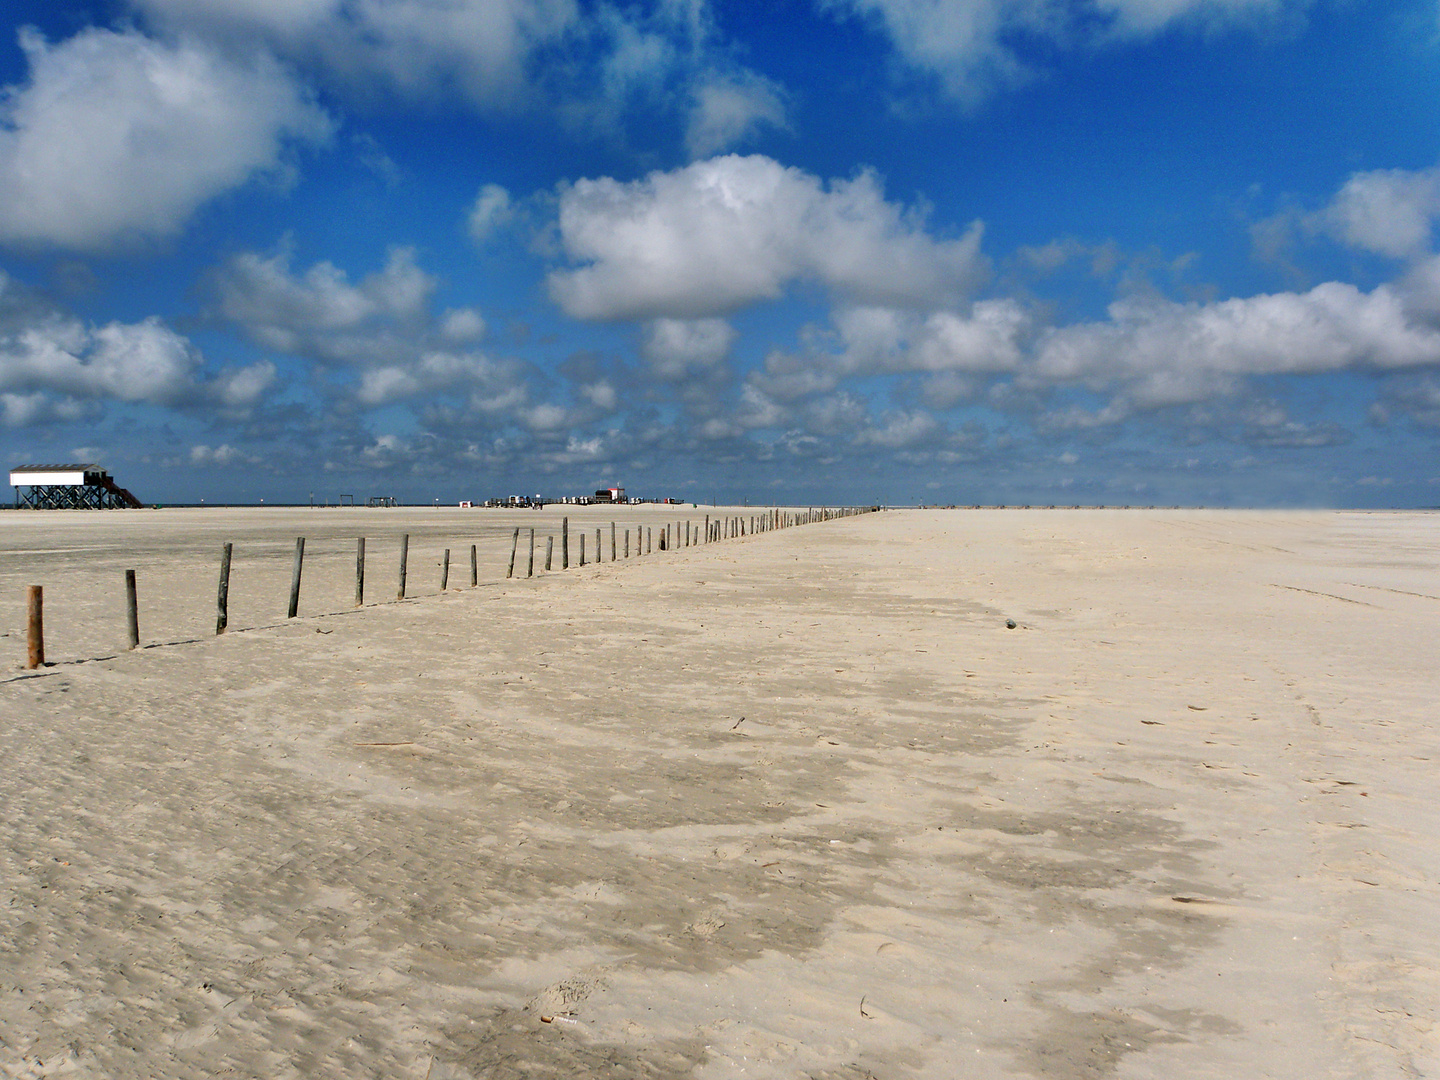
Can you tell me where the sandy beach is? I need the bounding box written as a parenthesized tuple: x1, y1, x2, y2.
(1, 507, 1437, 1079)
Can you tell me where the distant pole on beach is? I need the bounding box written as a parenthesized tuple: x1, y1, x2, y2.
(545, 536, 554, 571)
(527, 529, 535, 577)
(355, 538, 365, 606)
(562, 517, 570, 569)
(125, 569, 139, 649)
(441, 548, 451, 590)
(470, 544, 478, 587)
(287, 538, 304, 618)
(596, 528, 602, 563)
(625, 529, 630, 558)
(611, 521, 616, 561)
(398, 534, 409, 599)
(579, 533, 586, 566)
(216, 542, 233, 634)
(507, 528, 519, 578)
(26, 586, 43, 669)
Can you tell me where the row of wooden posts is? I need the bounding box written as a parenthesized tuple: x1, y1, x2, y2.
(20, 506, 874, 669)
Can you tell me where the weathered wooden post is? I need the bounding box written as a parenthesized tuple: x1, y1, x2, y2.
(217, 542, 233, 634)
(355, 537, 365, 606)
(507, 527, 519, 578)
(646, 527, 652, 554)
(442, 548, 451, 590)
(288, 538, 304, 618)
(611, 521, 616, 561)
(26, 586, 42, 669)
(527, 529, 535, 577)
(470, 544, 478, 587)
(625, 528, 630, 558)
(545, 536, 554, 571)
(398, 533, 409, 599)
(125, 569, 140, 649)
(596, 528, 602, 562)
(562, 517, 570, 569)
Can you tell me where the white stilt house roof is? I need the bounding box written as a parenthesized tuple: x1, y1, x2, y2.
(9, 464, 109, 487)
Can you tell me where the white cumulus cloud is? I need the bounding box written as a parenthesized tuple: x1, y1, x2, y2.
(213, 245, 436, 361)
(823, 0, 1302, 100)
(641, 317, 737, 378)
(132, 0, 579, 107)
(1320, 166, 1440, 259)
(834, 300, 1028, 373)
(548, 154, 987, 320)
(0, 27, 330, 250)
(1035, 282, 1440, 408)
(467, 183, 513, 242)
(0, 271, 270, 421)
(685, 69, 787, 158)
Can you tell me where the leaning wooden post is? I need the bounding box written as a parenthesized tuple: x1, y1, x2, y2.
(562, 517, 570, 569)
(611, 521, 617, 561)
(125, 569, 140, 649)
(397, 533, 409, 599)
(442, 548, 451, 590)
(26, 586, 43, 669)
(470, 544, 478, 587)
(216, 542, 233, 634)
(545, 536, 554, 570)
(287, 538, 304, 618)
(507, 528, 519, 578)
(527, 529, 536, 577)
(355, 537, 366, 606)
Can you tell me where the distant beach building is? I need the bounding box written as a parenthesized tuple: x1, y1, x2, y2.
(9, 464, 144, 509)
(594, 487, 625, 503)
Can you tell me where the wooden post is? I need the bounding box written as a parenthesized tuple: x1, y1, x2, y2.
(355, 537, 365, 606)
(562, 517, 569, 569)
(442, 548, 451, 590)
(646, 527, 652, 554)
(216, 542, 232, 634)
(507, 528, 519, 578)
(125, 569, 139, 649)
(527, 529, 535, 577)
(611, 521, 616, 561)
(398, 533, 409, 600)
(470, 544, 478, 587)
(26, 586, 42, 669)
(288, 537, 304, 618)
(596, 528, 602, 563)
(625, 528, 630, 558)
(545, 536, 554, 571)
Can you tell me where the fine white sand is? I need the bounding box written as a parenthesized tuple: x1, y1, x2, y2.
(1, 507, 1436, 1078)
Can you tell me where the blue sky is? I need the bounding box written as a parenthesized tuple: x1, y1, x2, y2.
(1, 0, 1439, 506)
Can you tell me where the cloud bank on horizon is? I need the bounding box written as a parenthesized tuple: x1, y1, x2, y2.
(0, 0, 1438, 505)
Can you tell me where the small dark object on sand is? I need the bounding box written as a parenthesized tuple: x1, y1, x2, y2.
(1005, 619, 1017, 629)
